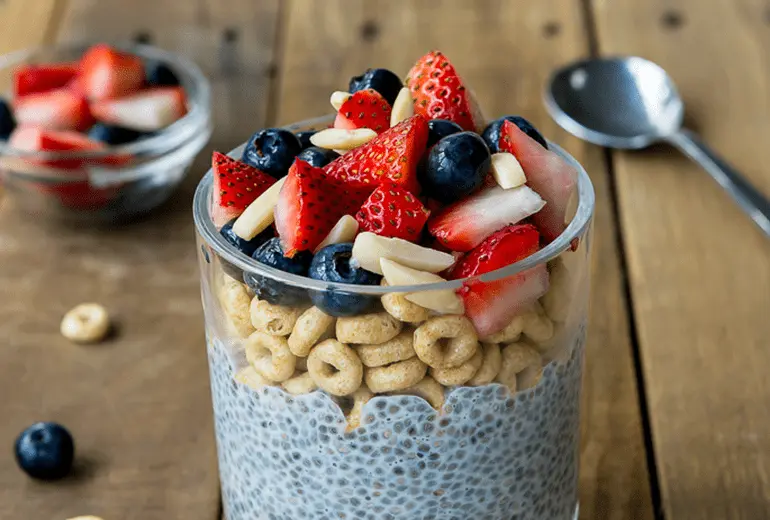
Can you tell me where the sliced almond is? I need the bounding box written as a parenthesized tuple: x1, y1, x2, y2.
(330, 91, 352, 111)
(333, 148, 349, 155)
(490, 152, 527, 189)
(352, 232, 456, 275)
(390, 87, 414, 127)
(232, 176, 286, 240)
(380, 258, 464, 315)
(310, 128, 377, 151)
(315, 215, 359, 252)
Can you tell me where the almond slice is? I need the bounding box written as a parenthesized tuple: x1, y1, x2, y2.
(232, 176, 286, 240)
(380, 258, 464, 315)
(352, 232, 456, 275)
(490, 152, 527, 189)
(310, 128, 377, 150)
(330, 91, 352, 111)
(390, 87, 414, 127)
(315, 215, 360, 252)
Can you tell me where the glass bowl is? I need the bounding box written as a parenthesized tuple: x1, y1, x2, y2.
(0, 42, 212, 224)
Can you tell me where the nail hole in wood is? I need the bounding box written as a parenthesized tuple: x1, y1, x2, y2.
(266, 63, 278, 79)
(359, 20, 380, 42)
(661, 10, 685, 30)
(223, 27, 239, 43)
(764, 6, 770, 24)
(133, 31, 152, 44)
(542, 21, 561, 38)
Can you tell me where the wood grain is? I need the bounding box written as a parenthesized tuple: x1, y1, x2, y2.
(0, 0, 67, 54)
(276, 1, 654, 518)
(592, 0, 770, 518)
(0, 1, 280, 519)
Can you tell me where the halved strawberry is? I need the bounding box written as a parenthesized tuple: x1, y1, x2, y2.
(13, 63, 79, 97)
(405, 51, 484, 132)
(333, 89, 391, 133)
(211, 152, 277, 228)
(324, 114, 428, 195)
(79, 44, 145, 100)
(275, 159, 371, 256)
(427, 185, 545, 252)
(355, 183, 430, 242)
(13, 89, 93, 131)
(451, 224, 540, 279)
(35, 180, 118, 210)
(90, 87, 187, 131)
(9, 126, 104, 169)
(499, 120, 578, 244)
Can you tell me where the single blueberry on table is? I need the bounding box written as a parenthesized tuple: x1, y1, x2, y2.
(308, 243, 381, 317)
(348, 68, 403, 106)
(14, 422, 75, 480)
(295, 131, 316, 150)
(426, 119, 463, 148)
(88, 123, 146, 145)
(242, 129, 302, 179)
(297, 147, 340, 168)
(219, 220, 274, 279)
(481, 115, 548, 153)
(0, 98, 17, 140)
(422, 131, 491, 204)
(246, 237, 312, 306)
(145, 61, 181, 86)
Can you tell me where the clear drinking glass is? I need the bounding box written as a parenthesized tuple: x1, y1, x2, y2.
(193, 116, 595, 520)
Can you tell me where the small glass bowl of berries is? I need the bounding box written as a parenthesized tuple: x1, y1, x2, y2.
(0, 42, 211, 224)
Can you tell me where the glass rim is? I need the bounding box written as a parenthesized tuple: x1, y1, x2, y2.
(193, 115, 596, 295)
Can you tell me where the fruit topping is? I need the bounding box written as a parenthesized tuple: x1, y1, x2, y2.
(426, 119, 463, 148)
(14, 422, 75, 480)
(79, 44, 145, 101)
(13, 63, 78, 98)
(309, 243, 382, 316)
(246, 237, 312, 306)
(489, 152, 526, 189)
(90, 86, 187, 132)
(242, 128, 303, 178)
(351, 232, 455, 275)
(295, 130, 317, 150)
(315, 215, 360, 252)
(330, 91, 352, 111)
(483, 115, 548, 152)
(87, 122, 146, 145)
(211, 151, 277, 228)
(451, 224, 540, 279)
(296, 146, 340, 168)
(13, 89, 93, 131)
(9, 126, 104, 169)
(349, 68, 403, 106)
(333, 89, 391, 133)
(220, 218, 274, 258)
(0, 99, 17, 140)
(145, 61, 180, 86)
(355, 183, 430, 242)
(421, 131, 490, 204)
(380, 258, 464, 315)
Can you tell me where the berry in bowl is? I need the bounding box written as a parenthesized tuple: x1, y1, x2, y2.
(0, 42, 211, 224)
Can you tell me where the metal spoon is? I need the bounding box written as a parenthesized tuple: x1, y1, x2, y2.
(545, 56, 770, 238)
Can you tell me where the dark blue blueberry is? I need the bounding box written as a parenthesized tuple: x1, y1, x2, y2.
(427, 119, 463, 148)
(348, 68, 403, 106)
(242, 129, 302, 179)
(14, 422, 74, 480)
(0, 98, 17, 140)
(296, 147, 339, 168)
(245, 237, 312, 305)
(481, 115, 548, 153)
(308, 243, 381, 317)
(423, 131, 491, 204)
(145, 61, 180, 86)
(88, 123, 146, 145)
(295, 131, 316, 150)
(219, 220, 274, 279)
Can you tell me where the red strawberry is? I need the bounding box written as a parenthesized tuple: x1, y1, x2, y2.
(90, 87, 187, 131)
(211, 151, 277, 228)
(9, 126, 104, 169)
(450, 224, 540, 279)
(13, 63, 79, 97)
(324, 114, 428, 195)
(275, 159, 371, 256)
(36, 180, 118, 210)
(355, 183, 430, 242)
(79, 44, 145, 100)
(13, 89, 93, 131)
(333, 89, 392, 133)
(405, 51, 484, 132)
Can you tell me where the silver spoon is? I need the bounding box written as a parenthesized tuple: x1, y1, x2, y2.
(545, 56, 770, 238)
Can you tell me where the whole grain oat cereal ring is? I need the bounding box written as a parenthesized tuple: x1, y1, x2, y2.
(413, 315, 479, 369)
(282, 371, 318, 395)
(336, 312, 403, 345)
(307, 339, 363, 396)
(60, 303, 111, 344)
(480, 314, 524, 344)
(218, 276, 255, 338)
(245, 332, 297, 382)
(390, 375, 445, 410)
(380, 281, 430, 324)
(430, 347, 483, 386)
(345, 385, 374, 431)
(522, 305, 555, 344)
(467, 343, 503, 386)
(235, 365, 273, 390)
(295, 356, 308, 372)
(365, 357, 428, 393)
(250, 298, 304, 336)
(356, 329, 416, 368)
(288, 306, 336, 356)
(496, 342, 542, 393)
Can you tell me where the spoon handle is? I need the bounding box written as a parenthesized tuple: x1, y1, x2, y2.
(667, 129, 770, 238)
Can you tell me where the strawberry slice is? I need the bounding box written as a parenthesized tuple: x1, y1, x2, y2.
(79, 44, 145, 100)
(35, 180, 118, 210)
(405, 50, 484, 132)
(451, 224, 540, 279)
(499, 120, 578, 244)
(9, 126, 104, 169)
(90, 87, 187, 131)
(275, 159, 371, 256)
(13, 89, 93, 131)
(333, 89, 392, 134)
(427, 185, 545, 252)
(355, 183, 430, 242)
(211, 152, 277, 228)
(14, 63, 79, 97)
(324, 114, 428, 195)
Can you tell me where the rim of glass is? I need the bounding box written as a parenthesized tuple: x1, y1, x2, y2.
(193, 115, 595, 294)
(0, 41, 211, 162)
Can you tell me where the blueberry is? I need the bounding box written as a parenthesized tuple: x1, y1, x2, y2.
(296, 147, 340, 168)
(295, 131, 316, 150)
(0, 98, 17, 140)
(242, 129, 302, 179)
(145, 61, 180, 86)
(348, 68, 403, 106)
(219, 220, 274, 279)
(88, 123, 146, 145)
(481, 115, 548, 153)
(308, 243, 381, 317)
(246, 238, 312, 305)
(427, 119, 463, 148)
(14, 422, 74, 480)
(423, 132, 491, 204)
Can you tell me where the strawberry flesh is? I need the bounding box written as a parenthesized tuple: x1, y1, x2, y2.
(355, 183, 430, 242)
(333, 89, 392, 134)
(90, 87, 187, 131)
(14, 63, 79, 97)
(79, 44, 145, 101)
(212, 152, 277, 228)
(13, 89, 93, 131)
(9, 126, 104, 169)
(451, 224, 540, 278)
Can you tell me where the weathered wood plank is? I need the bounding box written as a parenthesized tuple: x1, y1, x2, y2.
(0, 0, 67, 54)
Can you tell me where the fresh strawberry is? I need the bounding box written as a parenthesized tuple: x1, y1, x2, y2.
(450, 224, 540, 279)
(427, 185, 545, 252)
(36, 180, 118, 210)
(13, 89, 93, 131)
(79, 44, 145, 100)
(499, 120, 578, 244)
(324, 114, 428, 195)
(275, 159, 371, 256)
(13, 63, 79, 97)
(90, 87, 187, 131)
(9, 126, 104, 169)
(211, 152, 277, 228)
(355, 183, 430, 242)
(333, 89, 392, 133)
(405, 51, 484, 132)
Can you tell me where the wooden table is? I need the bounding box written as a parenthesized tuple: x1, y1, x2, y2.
(1, 1, 768, 519)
